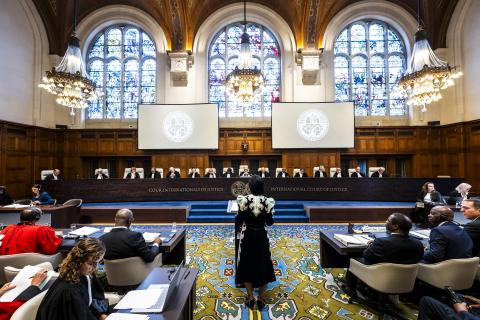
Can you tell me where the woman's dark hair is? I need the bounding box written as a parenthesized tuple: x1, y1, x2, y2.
(248, 175, 264, 195)
(421, 182, 434, 192)
(32, 184, 42, 191)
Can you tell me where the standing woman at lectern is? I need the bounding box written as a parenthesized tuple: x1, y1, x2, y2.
(235, 175, 276, 311)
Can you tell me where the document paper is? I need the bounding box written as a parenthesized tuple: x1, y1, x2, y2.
(114, 289, 166, 310)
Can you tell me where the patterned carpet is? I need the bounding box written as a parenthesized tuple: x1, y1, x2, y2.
(185, 224, 418, 320)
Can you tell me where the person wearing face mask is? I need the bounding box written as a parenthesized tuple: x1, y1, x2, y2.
(36, 238, 109, 320)
(422, 205, 473, 263)
(338, 213, 423, 298)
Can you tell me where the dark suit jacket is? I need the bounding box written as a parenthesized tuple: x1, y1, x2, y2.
(350, 172, 365, 178)
(333, 172, 345, 178)
(125, 172, 140, 179)
(422, 221, 473, 263)
(204, 173, 216, 178)
(362, 233, 424, 265)
(371, 171, 388, 178)
(100, 228, 159, 262)
(146, 171, 161, 179)
(418, 190, 442, 203)
(258, 171, 270, 178)
(276, 172, 290, 178)
(188, 172, 200, 178)
(94, 173, 109, 179)
(44, 174, 62, 181)
(166, 171, 181, 178)
(314, 170, 327, 178)
(294, 172, 308, 178)
(463, 218, 480, 256)
(223, 171, 236, 178)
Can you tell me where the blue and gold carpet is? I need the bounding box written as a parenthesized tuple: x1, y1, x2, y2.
(185, 224, 417, 320)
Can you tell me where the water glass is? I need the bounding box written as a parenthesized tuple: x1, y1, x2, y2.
(171, 222, 177, 233)
(70, 223, 77, 230)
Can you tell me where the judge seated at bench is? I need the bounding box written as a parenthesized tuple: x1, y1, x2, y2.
(223, 168, 235, 178)
(333, 168, 345, 178)
(0, 208, 62, 255)
(125, 166, 140, 179)
(239, 168, 251, 177)
(350, 166, 365, 178)
(258, 167, 270, 178)
(204, 168, 216, 178)
(44, 169, 62, 181)
(294, 168, 308, 178)
(314, 166, 327, 178)
(276, 168, 289, 178)
(188, 168, 200, 178)
(147, 167, 161, 179)
(370, 167, 388, 178)
(94, 168, 109, 180)
(166, 167, 181, 179)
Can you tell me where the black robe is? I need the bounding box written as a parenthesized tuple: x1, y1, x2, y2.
(36, 276, 106, 320)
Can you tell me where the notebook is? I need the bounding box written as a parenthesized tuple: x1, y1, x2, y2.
(0, 265, 55, 302)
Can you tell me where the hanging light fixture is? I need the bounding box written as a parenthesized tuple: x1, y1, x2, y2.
(39, 0, 101, 116)
(396, 0, 462, 112)
(225, 0, 264, 105)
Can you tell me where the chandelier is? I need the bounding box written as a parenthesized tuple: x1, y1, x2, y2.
(39, 0, 101, 116)
(396, 0, 462, 112)
(225, 0, 264, 104)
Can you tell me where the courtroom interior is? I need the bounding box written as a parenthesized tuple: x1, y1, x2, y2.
(1, 0, 480, 319)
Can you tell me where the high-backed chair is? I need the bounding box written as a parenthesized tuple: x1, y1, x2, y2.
(104, 254, 162, 287)
(223, 167, 234, 177)
(188, 168, 199, 175)
(62, 199, 82, 207)
(293, 168, 301, 176)
(40, 170, 53, 180)
(313, 166, 320, 176)
(349, 258, 419, 318)
(205, 168, 216, 175)
(239, 165, 249, 176)
(368, 167, 381, 177)
(275, 168, 286, 177)
(10, 290, 48, 320)
(94, 168, 109, 177)
(156, 168, 164, 178)
(348, 168, 356, 177)
(417, 257, 479, 290)
(123, 168, 145, 179)
(330, 167, 340, 177)
(0, 252, 63, 284)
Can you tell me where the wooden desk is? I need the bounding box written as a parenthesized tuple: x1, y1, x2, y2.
(0, 205, 80, 228)
(119, 267, 198, 320)
(320, 230, 366, 268)
(59, 228, 186, 265)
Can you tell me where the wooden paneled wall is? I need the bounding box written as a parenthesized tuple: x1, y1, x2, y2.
(0, 120, 479, 199)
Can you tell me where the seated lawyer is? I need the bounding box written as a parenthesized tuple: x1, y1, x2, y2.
(294, 168, 308, 178)
(223, 168, 235, 178)
(94, 168, 109, 179)
(422, 205, 473, 263)
(0, 268, 49, 320)
(276, 168, 289, 178)
(204, 168, 216, 178)
(0, 208, 62, 255)
(371, 167, 388, 178)
(314, 166, 327, 178)
(166, 167, 181, 179)
(0, 186, 13, 206)
(461, 198, 480, 256)
(147, 167, 161, 179)
(340, 213, 423, 297)
(31, 184, 54, 205)
(44, 169, 62, 181)
(125, 166, 140, 179)
(100, 208, 161, 262)
(350, 166, 365, 178)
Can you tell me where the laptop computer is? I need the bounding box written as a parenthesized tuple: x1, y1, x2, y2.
(131, 263, 185, 313)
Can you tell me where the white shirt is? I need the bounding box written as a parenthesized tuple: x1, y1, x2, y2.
(97, 174, 103, 180)
(281, 173, 286, 178)
(130, 173, 135, 179)
(226, 173, 231, 178)
(53, 175, 58, 180)
(424, 193, 432, 202)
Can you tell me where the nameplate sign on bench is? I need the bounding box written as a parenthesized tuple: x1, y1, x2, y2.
(333, 234, 372, 246)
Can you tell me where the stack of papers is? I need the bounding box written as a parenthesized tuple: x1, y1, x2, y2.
(334, 234, 371, 246)
(143, 232, 160, 242)
(0, 265, 56, 302)
(2, 204, 30, 209)
(361, 226, 386, 233)
(69, 226, 100, 236)
(106, 314, 150, 320)
(410, 229, 431, 239)
(114, 288, 167, 310)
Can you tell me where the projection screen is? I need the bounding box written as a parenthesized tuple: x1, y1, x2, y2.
(138, 104, 218, 149)
(272, 102, 354, 148)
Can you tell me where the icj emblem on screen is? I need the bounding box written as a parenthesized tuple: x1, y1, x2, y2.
(296, 109, 330, 142)
(163, 111, 194, 143)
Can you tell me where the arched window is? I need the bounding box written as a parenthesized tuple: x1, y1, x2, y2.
(334, 21, 406, 116)
(208, 23, 281, 118)
(86, 25, 156, 119)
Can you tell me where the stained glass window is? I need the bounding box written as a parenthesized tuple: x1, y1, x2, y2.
(334, 21, 406, 116)
(208, 23, 281, 118)
(86, 26, 156, 119)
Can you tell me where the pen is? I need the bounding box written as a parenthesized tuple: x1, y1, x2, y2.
(183, 270, 190, 280)
(29, 270, 48, 278)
